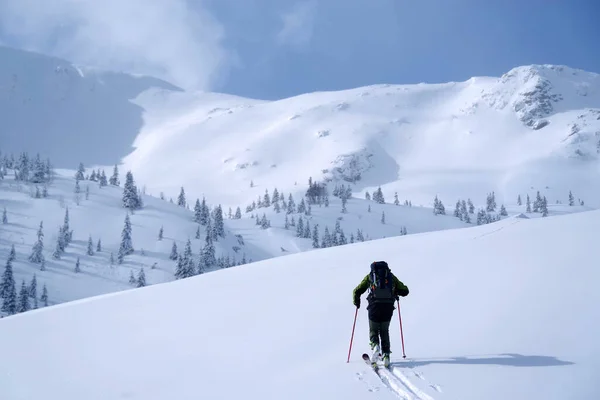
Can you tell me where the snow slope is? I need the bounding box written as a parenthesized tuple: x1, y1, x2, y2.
(121, 64, 600, 210)
(0, 209, 598, 400)
(0, 45, 180, 167)
(1, 165, 477, 308)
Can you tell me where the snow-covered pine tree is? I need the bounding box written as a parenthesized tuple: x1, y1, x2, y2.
(467, 199, 474, 214)
(177, 187, 187, 207)
(29, 221, 44, 263)
(356, 229, 365, 242)
(374, 187, 385, 204)
(157, 226, 164, 241)
(118, 213, 134, 262)
(18, 280, 30, 313)
(99, 170, 108, 187)
(40, 257, 46, 271)
(350, 233, 355, 243)
(533, 191, 542, 212)
(365, 191, 371, 201)
(40, 284, 48, 307)
(339, 230, 347, 245)
(312, 224, 319, 248)
(31, 154, 46, 184)
(199, 197, 210, 226)
(517, 195, 522, 206)
(297, 198, 306, 214)
(263, 213, 271, 229)
(74, 257, 81, 273)
(85, 185, 90, 200)
(235, 207, 242, 219)
(87, 235, 94, 256)
(460, 200, 468, 221)
(62, 207, 71, 246)
(368, 204, 371, 213)
(90, 170, 97, 181)
(287, 194, 296, 214)
(137, 268, 146, 287)
(304, 220, 311, 239)
(541, 196, 549, 217)
(341, 196, 348, 213)
(263, 189, 271, 207)
(194, 199, 202, 222)
(199, 230, 216, 272)
(321, 226, 332, 248)
(96, 238, 102, 252)
(296, 216, 304, 237)
(75, 162, 85, 181)
(109, 165, 120, 186)
(324, 195, 329, 207)
(433, 196, 445, 215)
(453, 200, 461, 218)
(1, 256, 17, 312)
(568, 190, 574, 206)
(181, 239, 196, 278)
(213, 205, 225, 237)
(2, 207, 6, 224)
(274, 201, 281, 213)
(8, 244, 16, 263)
(500, 204, 508, 216)
(129, 270, 136, 284)
(476, 209, 487, 225)
(122, 171, 141, 210)
(29, 274, 38, 309)
(381, 211, 386, 224)
(526, 194, 532, 213)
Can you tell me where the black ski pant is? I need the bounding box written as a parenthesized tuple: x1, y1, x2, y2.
(369, 319, 391, 354)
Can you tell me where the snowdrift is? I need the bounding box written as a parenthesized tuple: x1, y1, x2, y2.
(0, 209, 598, 400)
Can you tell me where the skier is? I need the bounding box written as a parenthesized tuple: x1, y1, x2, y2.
(353, 261, 409, 367)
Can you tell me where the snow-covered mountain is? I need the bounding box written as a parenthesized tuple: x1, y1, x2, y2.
(1, 208, 598, 400)
(1, 46, 599, 211)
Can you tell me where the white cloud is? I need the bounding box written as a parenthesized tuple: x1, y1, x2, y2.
(0, 0, 228, 90)
(276, 1, 316, 49)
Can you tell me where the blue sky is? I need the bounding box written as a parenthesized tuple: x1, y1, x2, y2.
(1, 0, 598, 100)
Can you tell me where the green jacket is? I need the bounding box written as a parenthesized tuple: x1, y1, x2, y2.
(353, 272, 409, 306)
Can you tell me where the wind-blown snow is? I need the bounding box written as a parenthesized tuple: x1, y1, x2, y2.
(0, 46, 180, 167)
(0, 210, 598, 400)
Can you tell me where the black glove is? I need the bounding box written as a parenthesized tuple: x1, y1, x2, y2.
(396, 287, 409, 297)
(353, 297, 360, 309)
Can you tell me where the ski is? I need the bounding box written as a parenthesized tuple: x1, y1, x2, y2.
(362, 353, 380, 371)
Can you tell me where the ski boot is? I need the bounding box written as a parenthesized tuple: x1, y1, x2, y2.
(370, 341, 381, 363)
(383, 352, 391, 368)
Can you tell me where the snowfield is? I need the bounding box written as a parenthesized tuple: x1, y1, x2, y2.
(0, 209, 598, 400)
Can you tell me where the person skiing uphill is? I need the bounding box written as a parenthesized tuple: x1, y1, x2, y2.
(353, 261, 409, 367)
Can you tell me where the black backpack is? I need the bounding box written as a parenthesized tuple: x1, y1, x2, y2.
(368, 261, 395, 304)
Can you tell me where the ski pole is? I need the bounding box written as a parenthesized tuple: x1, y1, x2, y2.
(347, 307, 359, 363)
(397, 299, 407, 358)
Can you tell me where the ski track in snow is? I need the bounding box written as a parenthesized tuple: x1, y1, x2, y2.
(359, 361, 437, 400)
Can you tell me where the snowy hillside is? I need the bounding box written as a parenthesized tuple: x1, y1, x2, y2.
(0, 46, 180, 167)
(1, 162, 479, 310)
(1, 209, 598, 400)
(120, 64, 600, 210)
